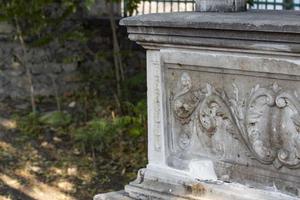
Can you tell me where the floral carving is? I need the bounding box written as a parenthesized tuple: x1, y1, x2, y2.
(173, 73, 202, 124)
(178, 132, 191, 150)
(173, 72, 300, 169)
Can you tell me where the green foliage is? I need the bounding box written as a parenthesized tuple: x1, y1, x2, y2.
(123, 0, 142, 16)
(39, 111, 72, 127)
(74, 99, 147, 154)
(120, 100, 147, 137)
(0, 0, 142, 46)
(15, 110, 72, 138)
(247, 0, 254, 6)
(123, 72, 146, 101)
(15, 112, 43, 136)
(74, 118, 117, 152)
(0, 0, 79, 46)
(84, 0, 96, 10)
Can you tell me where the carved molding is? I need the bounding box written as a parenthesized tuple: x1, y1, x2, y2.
(173, 72, 300, 169)
(152, 57, 162, 152)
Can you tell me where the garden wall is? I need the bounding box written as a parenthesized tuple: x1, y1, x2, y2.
(0, 18, 145, 102)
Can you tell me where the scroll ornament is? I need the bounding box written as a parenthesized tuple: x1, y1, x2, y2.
(173, 72, 300, 169)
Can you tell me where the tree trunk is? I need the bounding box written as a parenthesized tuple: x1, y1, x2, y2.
(107, 0, 124, 103)
(14, 16, 37, 114)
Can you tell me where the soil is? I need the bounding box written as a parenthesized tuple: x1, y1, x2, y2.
(0, 99, 147, 200)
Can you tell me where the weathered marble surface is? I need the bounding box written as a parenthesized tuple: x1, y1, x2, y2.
(120, 11, 300, 32)
(195, 0, 247, 12)
(164, 48, 300, 191)
(120, 11, 300, 53)
(95, 11, 300, 200)
(94, 191, 133, 200)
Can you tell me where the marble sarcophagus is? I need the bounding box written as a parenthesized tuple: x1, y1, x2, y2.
(95, 10, 300, 200)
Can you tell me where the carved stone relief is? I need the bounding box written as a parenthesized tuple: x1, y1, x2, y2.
(153, 65, 161, 152)
(172, 72, 300, 169)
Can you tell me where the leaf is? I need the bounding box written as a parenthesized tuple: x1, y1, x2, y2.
(247, 110, 263, 124)
(272, 82, 279, 92)
(39, 111, 72, 127)
(254, 84, 260, 92)
(206, 84, 212, 95)
(295, 91, 299, 99)
(291, 113, 300, 128)
(232, 83, 239, 102)
(129, 127, 142, 137)
(221, 91, 226, 100)
(84, 0, 96, 11)
(30, 35, 53, 47)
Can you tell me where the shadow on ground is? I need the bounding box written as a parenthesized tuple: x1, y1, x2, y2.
(0, 93, 147, 200)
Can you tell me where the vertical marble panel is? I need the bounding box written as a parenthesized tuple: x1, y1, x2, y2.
(147, 50, 167, 167)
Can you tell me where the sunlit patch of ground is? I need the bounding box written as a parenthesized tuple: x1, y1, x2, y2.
(0, 105, 146, 200)
(0, 128, 82, 200)
(0, 173, 75, 200)
(0, 142, 16, 155)
(0, 118, 16, 130)
(0, 195, 12, 200)
(0, 123, 115, 200)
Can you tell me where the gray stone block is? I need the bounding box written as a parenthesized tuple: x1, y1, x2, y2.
(62, 63, 77, 73)
(94, 191, 133, 200)
(30, 63, 62, 75)
(0, 22, 13, 39)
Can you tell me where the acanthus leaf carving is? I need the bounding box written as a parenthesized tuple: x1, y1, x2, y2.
(173, 72, 202, 125)
(172, 72, 300, 169)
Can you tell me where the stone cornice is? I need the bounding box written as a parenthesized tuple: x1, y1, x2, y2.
(120, 11, 300, 53)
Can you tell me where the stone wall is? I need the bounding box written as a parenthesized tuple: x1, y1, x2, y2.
(88, 0, 121, 17)
(0, 32, 80, 100)
(0, 18, 145, 101)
